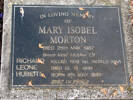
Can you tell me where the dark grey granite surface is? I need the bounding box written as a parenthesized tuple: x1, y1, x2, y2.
(0, 0, 133, 99)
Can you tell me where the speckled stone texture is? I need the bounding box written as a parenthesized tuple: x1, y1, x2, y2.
(0, 0, 133, 99)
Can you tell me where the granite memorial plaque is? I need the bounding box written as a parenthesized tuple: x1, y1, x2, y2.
(11, 5, 128, 87)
